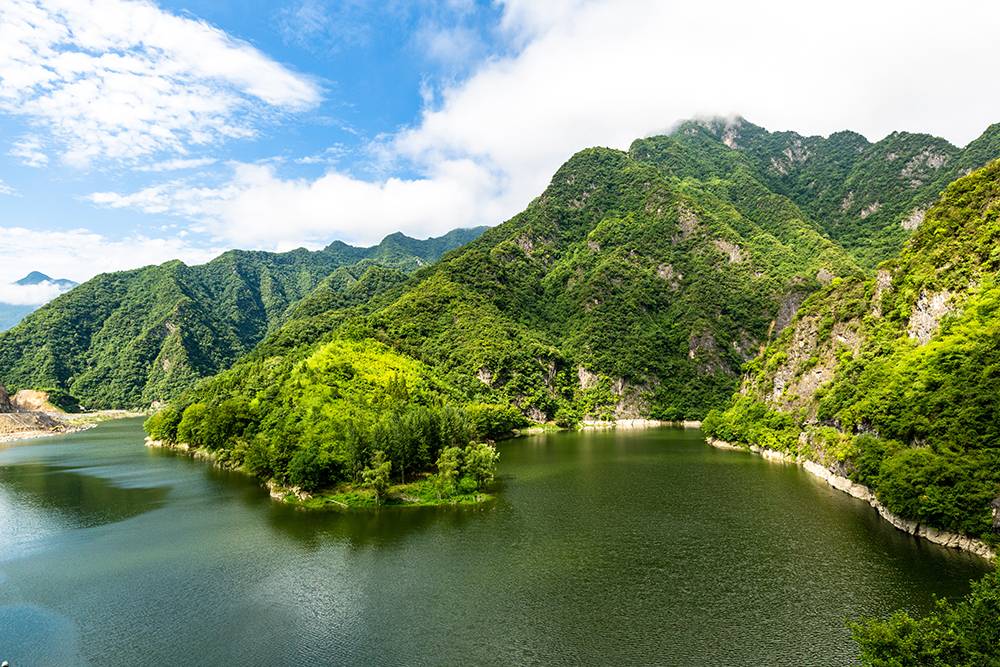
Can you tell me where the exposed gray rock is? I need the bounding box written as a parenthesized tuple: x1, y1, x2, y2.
(656, 263, 681, 290)
(840, 191, 855, 212)
(577, 366, 599, 390)
(476, 367, 495, 387)
(860, 202, 881, 219)
(901, 207, 926, 231)
(673, 206, 700, 243)
(526, 406, 547, 423)
(774, 290, 807, 333)
(713, 238, 744, 264)
(872, 269, 893, 316)
(907, 290, 953, 345)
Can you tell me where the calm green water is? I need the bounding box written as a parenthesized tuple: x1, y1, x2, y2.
(0, 419, 988, 666)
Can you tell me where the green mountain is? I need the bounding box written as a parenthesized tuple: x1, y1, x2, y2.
(683, 117, 1000, 266)
(140, 119, 1000, 663)
(149, 124, 872, 496)
(704, 159, 1000, 542)
(0, 228, 484, 409)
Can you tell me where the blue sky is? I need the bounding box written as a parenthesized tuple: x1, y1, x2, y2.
(2, 0, 1000, 305)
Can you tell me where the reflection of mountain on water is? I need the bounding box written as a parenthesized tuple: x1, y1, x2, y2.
(0, 463, 169, 529)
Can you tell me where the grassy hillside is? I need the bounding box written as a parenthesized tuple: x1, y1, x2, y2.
(0, 228, 484, 409)
(704, 160, 1000, 541)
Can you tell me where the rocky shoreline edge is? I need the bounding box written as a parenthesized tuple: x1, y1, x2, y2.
(580, 419, 702, 430)
(707, 437, 996, 561)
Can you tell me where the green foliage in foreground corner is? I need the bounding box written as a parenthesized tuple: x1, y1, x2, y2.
(851, 568, 1000, 667)
(145, 338, 520, 501)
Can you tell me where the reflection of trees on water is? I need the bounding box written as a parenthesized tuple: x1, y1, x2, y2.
(0, 463, 168, 528)
(261, 492, 501, 551)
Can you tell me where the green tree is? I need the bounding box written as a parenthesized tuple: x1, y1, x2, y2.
(176, 403, 208, 446)
(851, 569, 1000, 666)
(434, 446, 462, 498)
(287, 446, 339, 493)
(362, 450, 392, 505)
(463, 442, 500, 490)
(144, 405, 182, 442)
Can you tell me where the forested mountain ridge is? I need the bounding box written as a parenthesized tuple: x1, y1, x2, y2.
(352, 144, 858, 420)
(704, 159, 1000, 542)
(0, 227, 484, 409)
(160, 123, 868, 487)
(147, 125, 868, 496)
(682, 117, 1000, 266)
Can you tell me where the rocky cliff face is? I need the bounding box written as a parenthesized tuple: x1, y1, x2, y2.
(705, 159, 1000, 543)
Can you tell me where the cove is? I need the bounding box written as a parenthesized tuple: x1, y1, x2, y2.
(0, 419, 988, 666)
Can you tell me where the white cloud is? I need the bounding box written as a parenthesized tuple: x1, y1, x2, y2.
(0, 226, 222, 296)
(0, 0, 321, 168)
(89, 159, 505, 246)
(0, 280, 71, 306)
(293, 144, 349, 166)
(136, 157, 218, 172)
(415, 24, 481, 68)
(9, 136, 49, 167)
(85, 0, 1000, 250)
(0, 179, 16, 196)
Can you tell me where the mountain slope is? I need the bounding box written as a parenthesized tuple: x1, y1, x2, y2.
(0, 228, 484, 409)
(685, 117, 1000, 266)
(149, 127, 867, 495)
(176, 130, 860, 434)
(704, 160, 1000, 541)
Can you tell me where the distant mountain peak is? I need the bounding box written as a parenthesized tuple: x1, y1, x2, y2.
(14, 271, 76, 288)
(15, 271, 52, 285)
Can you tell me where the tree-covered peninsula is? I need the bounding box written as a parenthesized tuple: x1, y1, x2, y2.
(145, 338, 521, 506)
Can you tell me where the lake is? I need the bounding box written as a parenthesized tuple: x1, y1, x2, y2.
(0, 419, 988, 666)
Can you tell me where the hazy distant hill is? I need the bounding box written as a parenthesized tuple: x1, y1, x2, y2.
(0, 272, 78, 332)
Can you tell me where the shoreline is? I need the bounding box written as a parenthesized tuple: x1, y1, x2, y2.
(707, 437, 997, 561)
(147, 437, 494, 510)
(517, 419, 703, 435)
(579, 418, 702, 430)
(0, 410, 143, 445)
(0, 424, 95, 444)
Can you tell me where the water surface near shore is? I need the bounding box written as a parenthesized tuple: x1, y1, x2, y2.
(0, 419, 988, 665)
